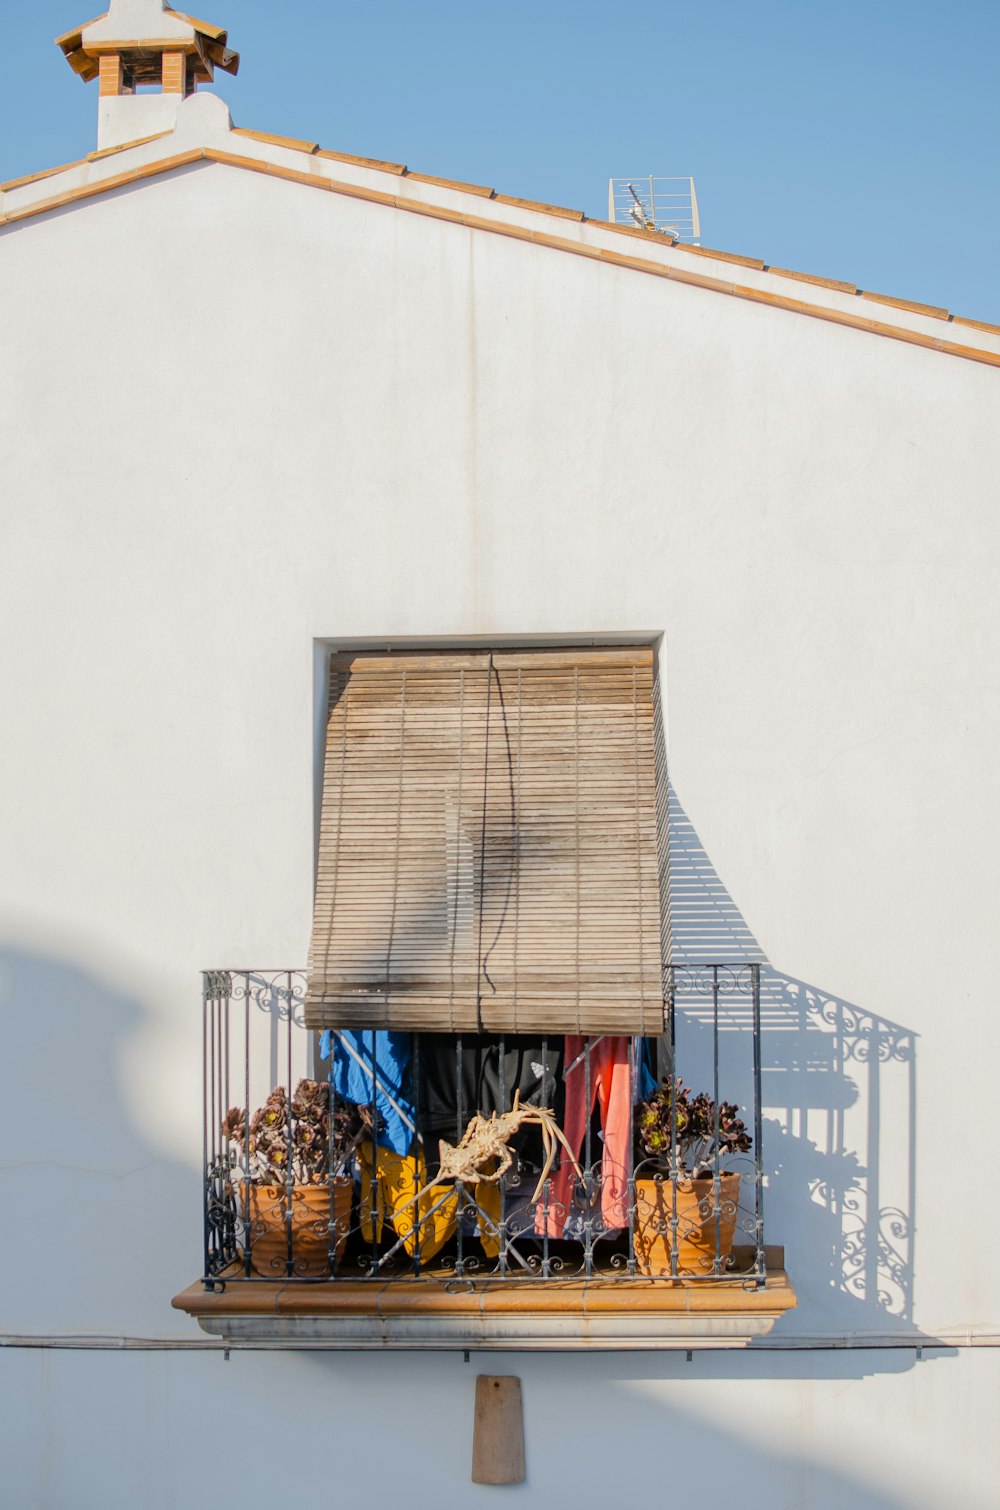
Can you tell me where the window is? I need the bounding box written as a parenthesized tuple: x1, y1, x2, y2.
(306, 647, 665, 1035)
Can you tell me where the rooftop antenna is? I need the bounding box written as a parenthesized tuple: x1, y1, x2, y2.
(607, 176, 701, 244)
(627, 183, 652, 231)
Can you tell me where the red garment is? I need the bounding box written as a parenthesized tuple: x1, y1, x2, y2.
(536, 1035, 631, 1237)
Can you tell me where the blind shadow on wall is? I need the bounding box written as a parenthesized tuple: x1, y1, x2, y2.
(669, 789, 918, 1337)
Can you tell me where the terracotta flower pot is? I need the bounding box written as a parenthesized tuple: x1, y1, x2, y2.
(633, 1172, 741, 1277)
(247, 1179, 353, 1278)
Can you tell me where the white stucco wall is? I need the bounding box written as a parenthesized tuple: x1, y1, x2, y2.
(2, 1346, 998, 1510)
(1, 153, 998, 1505)
(97, 93, 185, 149)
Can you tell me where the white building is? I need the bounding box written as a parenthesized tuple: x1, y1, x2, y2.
(2, 2, 999, 1504)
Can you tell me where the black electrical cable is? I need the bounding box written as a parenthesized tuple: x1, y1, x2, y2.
(474, 655, 495, 1032)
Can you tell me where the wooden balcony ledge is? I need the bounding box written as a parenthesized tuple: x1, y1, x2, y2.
(173, 1247, 796, 1351)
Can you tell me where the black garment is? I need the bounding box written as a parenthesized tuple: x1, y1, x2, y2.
(415, 1034, 565, 1170)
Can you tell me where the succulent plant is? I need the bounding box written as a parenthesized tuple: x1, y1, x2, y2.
(221, 1079, 370, 1186)
(637, 1077, 751, 1178)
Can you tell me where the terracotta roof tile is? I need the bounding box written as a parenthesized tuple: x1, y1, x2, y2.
(315, 149, 407, 176)
(166, 10, 227, 43)
(0, 157, 88, 193)
(0, 132, 173, 191)
(585, 217, 671, 243)
(678, 243, 766, 271)
(494, 194, 585, 222)
(232, 128, 319, 155)
(858, 290, 950, 322)
(404, 171, 495, 198)
(951, 314, 1000, 338)
(53, 14, 104, 50)
(764, 266, 858, 295)
(88, 131, 172, 162)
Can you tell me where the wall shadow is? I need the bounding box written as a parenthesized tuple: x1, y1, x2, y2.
(0, 941, 195, 1337)
(669, 790, 920, 1340)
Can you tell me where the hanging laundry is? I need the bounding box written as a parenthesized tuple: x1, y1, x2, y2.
(418, 1034, 563, 1138)
(358, 1142, 502, 1261)
(417, 1033, 564, 1190)
(537, 1035, 632, 1237)
(320, 1029, 415, 1157)
(638, 1037, 658, 1102)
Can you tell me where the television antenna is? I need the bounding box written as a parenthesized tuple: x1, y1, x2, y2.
(607, 177, 700, 243)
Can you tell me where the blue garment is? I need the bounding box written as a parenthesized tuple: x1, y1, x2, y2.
(320, 1029, 415, 1156)
(638, 1038, 658, 1101)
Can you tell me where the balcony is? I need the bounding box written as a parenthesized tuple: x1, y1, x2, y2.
(173, 964, 796, 1348)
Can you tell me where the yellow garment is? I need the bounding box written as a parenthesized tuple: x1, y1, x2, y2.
(358, 1143, 502, 1261)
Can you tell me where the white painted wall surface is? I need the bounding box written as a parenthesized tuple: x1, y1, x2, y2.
(1, 156, 998, 1505)
(1, 1347, 998, 1510)
(97, 93, 185, 150)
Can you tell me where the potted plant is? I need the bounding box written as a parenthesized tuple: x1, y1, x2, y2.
(221, 1080, 365, 1278)
(633, 1079, 752, 1277)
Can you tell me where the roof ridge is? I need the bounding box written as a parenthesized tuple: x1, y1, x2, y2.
(217, 126, 999, 336)
(3, 129, 999, 348)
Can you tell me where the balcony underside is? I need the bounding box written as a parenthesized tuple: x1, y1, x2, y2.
(174, 1246, 795, 1351)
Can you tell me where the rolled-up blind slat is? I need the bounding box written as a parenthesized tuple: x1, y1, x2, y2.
(305, 647, 665, 1033)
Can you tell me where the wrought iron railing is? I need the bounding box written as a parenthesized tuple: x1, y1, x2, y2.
(201, 965, 764, 1288)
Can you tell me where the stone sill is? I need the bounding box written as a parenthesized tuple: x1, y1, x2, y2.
(173, 1247, 796, 1351)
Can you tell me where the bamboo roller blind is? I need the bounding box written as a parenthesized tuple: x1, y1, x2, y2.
(305, 647, 665, 1034)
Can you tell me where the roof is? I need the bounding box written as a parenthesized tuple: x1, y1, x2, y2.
(56, 8, 239, 85)
(2, 110, 998, 368)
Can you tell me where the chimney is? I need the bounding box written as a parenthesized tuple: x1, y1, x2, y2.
(56, 1, 239, 151)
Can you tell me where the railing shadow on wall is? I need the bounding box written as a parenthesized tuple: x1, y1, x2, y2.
(669, 789, 919, 1338)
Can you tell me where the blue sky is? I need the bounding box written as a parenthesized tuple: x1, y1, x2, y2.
(2, 1, 998, 321)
